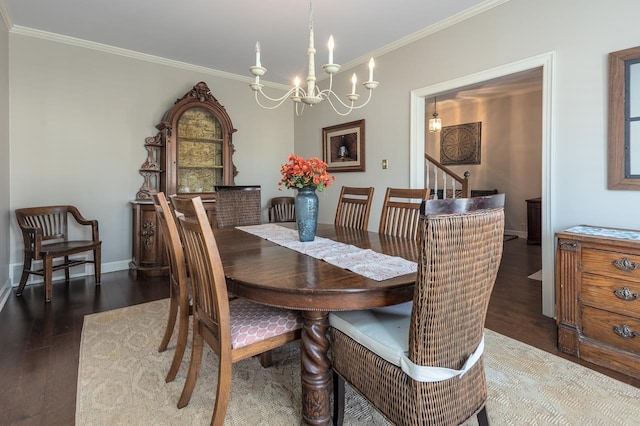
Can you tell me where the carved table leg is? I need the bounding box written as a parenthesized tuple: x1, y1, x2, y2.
(300, 310, 332, 426)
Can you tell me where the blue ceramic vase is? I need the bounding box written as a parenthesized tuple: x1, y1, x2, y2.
(295, 187, 318, 242)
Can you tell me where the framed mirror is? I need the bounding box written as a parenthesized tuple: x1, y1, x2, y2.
(609, 45, 640, 189)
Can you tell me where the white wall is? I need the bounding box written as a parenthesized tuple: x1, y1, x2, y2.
(8, 34, 293, 272)
(426, 89, 543, 234)
(294, 0, 640, 317)
(0, 11, 10, 305)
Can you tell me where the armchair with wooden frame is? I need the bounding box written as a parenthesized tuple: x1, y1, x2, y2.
(334, 186, 375, 230)
(14, 205, 101, 303)
(330, 194, 505, 426)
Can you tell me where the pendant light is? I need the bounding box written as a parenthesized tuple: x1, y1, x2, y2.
(429, 96, 442, 133)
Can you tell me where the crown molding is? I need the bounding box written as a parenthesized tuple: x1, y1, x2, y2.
(9, 24, 291, 91)
(5, 0, 508, 89)
(0, 0, 13, 30)
(328, 0, 510, 78)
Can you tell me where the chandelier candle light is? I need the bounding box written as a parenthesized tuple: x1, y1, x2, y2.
(249, 1, 379, 116)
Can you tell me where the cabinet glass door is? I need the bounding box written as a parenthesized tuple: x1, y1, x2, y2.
(176, 107, 223, 193)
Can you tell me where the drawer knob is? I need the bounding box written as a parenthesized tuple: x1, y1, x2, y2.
(613, 287, 639, 301)
(613, 324, 639, 339)
(613, 257, 638, 271)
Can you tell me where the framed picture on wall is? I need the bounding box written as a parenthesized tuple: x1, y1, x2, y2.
(440, 122, 482, 165)
(322, 119, 365, 172)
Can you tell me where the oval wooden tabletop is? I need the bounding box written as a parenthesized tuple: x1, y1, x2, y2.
(214, 223, 417, 311)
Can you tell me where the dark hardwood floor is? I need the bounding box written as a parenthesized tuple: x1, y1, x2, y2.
(0, 237, 638, 425)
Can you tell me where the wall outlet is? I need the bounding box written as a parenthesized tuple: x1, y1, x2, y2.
(382, 159, 388, 169)
(520, 222, 526, 231)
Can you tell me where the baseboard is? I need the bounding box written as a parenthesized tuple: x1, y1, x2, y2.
(0, 278, 11, 312)
(9, 259, 132, 287)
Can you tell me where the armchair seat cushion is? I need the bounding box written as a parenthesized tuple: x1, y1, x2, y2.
(330, 301, 484, 382)
(329, 302, 412, 366)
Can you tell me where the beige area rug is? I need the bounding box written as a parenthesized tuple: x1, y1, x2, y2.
(77, 299, 640, 425)
(528, 269, 543, 281)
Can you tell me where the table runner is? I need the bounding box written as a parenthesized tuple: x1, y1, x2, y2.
(235, 224, 417, 281)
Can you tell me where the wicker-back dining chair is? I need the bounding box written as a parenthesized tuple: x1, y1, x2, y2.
(152, 193, 192, 383)
(170, 195, 303, 426)
(334, 186, 375, 230)
(378, 187, 431, 240)
(330, 194, 505, 426)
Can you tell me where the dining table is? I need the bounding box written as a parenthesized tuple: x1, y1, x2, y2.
(214, 223, 418, 426)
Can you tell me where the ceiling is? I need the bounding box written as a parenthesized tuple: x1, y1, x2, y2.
(2, 0, 494, 86)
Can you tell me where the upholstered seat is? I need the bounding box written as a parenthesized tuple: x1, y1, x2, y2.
(331, 194, 505, 426)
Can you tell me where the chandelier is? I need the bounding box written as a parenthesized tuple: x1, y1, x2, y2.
(249, 1, 379, 116)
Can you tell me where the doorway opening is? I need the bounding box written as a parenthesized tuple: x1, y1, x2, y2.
(409, 52, 555, 317)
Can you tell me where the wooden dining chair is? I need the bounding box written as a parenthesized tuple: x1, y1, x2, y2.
(14, 205, 101, 302)
(152, 193, 191, 383)
(170, 195, 303, 425)
(378, 187, 431, 240)
(334, 186, 375, 230)
(330, 194, 505, 426)
(268, 196, 296, 223)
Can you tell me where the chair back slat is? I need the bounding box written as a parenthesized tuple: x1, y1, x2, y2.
(268, 197, 296, 223)
(334, 186, 374, 230)
(171, 195, 231, 352)
(16, 208, 69, 241)
(378, 188, 430, 240)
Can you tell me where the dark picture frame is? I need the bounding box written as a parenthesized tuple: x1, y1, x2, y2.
(440, 122, 482, 165)
(322, 119, 365, 172)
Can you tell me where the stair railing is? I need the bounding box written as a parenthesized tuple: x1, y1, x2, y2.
(424, 153, 471, 199)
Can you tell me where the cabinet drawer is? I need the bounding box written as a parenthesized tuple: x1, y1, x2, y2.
(582, 306, 640, 354)
(582, 274, 640, 318)
(582, 248, 640, 282)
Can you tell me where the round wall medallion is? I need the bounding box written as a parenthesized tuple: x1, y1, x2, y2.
(440, 122, 481, 165)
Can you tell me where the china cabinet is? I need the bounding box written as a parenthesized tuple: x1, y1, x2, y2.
(130, 82, 237, 278)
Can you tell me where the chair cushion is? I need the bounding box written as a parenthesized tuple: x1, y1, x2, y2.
(330, 302, 484, 382)
(329, 302, 413, 366)
(230, 298, 302, 349)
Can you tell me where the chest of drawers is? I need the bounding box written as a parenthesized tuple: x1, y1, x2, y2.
(556, 226, 640, 379)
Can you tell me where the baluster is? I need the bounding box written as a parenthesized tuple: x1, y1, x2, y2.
(442, 168, 447, 199)
(452, 176, 457, 199)
(425, 161, 431, 191)
(433, 166, 438, 199)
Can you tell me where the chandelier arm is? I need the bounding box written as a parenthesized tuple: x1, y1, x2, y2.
(254, 87, 299, 110)
(320, 87, 374, 111)
(322, 95, 356, 116)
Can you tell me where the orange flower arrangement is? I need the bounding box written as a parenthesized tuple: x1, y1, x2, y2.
(278, 154, 335, 192)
